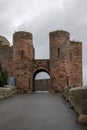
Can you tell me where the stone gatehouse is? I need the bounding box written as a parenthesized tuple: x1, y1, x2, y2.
(0, 30, 83, 92)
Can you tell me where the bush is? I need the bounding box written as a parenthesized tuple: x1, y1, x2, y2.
(0, 63, 8, 87)
(0, 76, 4, 87)
(2, 70, 8, 85)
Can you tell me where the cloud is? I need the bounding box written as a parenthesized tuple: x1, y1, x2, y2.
(35, 72, 50, 79)
(18, 0, 87, 84)
(0, 0, 87, 84)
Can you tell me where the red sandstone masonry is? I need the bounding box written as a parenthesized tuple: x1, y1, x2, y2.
(13, 31, 34, 61)
(0, 30, 83, 92)
(70, 41, 83, 86)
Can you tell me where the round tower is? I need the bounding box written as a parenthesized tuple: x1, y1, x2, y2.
(49, 30, 70, 92)
(49, 30, 70, 62)
(0, 36, 10, 46)
(13, 31, 34, 61)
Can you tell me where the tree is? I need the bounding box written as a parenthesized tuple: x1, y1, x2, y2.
(0, 62, 8, 87)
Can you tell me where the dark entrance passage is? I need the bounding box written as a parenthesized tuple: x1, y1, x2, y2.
(33, 69, 50, 91)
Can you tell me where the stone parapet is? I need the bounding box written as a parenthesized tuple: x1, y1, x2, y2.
(69, 87, 87, 124)
(77, 114, 87, 125)
(63, 86, 87, 124)
(63, 85, 75, 100)
(0, 86, 16, 100)
(69, 87, 87, 115)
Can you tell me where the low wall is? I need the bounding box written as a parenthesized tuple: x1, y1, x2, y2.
(64, 86, 87, 124)
(69, 87, 87, 115)
(0, 86, 16, 100)
(63, 85, 75, 100)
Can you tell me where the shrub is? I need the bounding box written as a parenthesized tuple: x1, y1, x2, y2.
(0, 62, 8, 87)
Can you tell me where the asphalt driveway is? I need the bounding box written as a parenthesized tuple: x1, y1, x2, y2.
(0, 92, 87, 130)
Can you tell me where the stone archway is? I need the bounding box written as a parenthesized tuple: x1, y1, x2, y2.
(33, 68, 51, 91)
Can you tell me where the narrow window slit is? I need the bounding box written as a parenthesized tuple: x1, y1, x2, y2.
(58, 48, 60, 58)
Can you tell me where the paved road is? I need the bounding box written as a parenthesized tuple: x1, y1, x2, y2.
(0, 92, 87, 130)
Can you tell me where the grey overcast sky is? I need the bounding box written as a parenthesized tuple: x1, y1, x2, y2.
(0, 0, 87, 84)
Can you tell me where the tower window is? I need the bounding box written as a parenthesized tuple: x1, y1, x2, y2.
(21, 50, 25, 59)
(58, 48, 60, 58)
(67, 77, 69, 86)
(70, 53, 72, 61)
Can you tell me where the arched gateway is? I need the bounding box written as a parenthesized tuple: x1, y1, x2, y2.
(33, 68, 50, 91)
(0, 30, 83, 92)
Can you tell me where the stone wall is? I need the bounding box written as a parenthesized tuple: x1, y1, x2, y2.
(13, 31, 34, 61)
(0, 86, 16, 100)
(49, 30, 82, 92)
(0, 36, 13, 68)
(33, 60, 50, 73)
(69, 87, 87, 115)
(0, 36, 10, 46)
(0, 30, 83, 92)
(35, 79, 50, 91)
(70, 42, 83, 86)
(64, 86, 87, 124)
